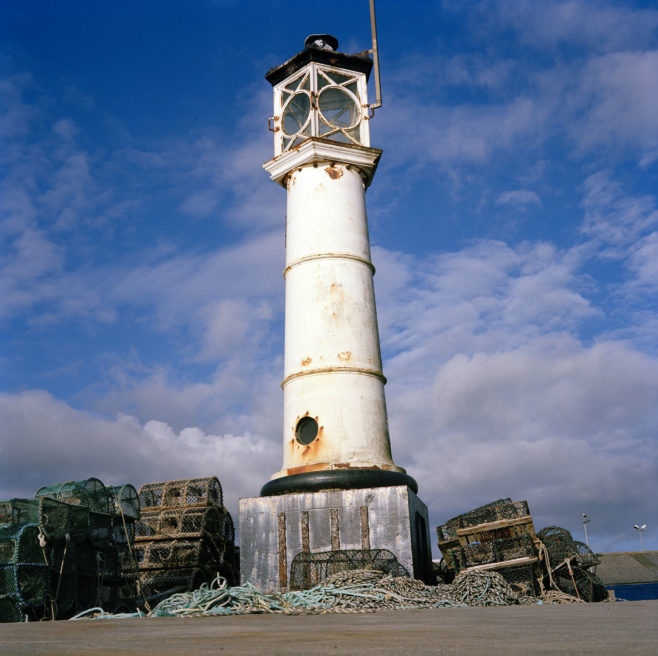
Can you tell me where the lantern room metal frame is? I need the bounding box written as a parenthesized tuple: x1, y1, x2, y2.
(269, 62, 371, 156)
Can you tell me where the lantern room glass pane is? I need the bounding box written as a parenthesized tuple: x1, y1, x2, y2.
(325, 71, 352, 85)
(318, 87, 360, 129)
(282, 92, 311, 136)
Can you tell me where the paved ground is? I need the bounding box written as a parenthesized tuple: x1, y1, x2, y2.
(2, 601, 656, 655)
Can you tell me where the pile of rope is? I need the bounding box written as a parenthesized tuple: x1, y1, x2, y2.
(144, 568, 529, 617)
(70, 567, 587, 620)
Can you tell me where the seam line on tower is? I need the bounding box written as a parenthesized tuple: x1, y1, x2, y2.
(281, 366, 387, 388)
(283, 253, 375, 278)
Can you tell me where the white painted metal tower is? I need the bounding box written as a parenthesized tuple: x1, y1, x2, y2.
(261, 34, 416, 496)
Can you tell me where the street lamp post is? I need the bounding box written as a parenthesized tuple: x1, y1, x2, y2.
(582, 513, 590, 547)
(634, 524, 646, 551)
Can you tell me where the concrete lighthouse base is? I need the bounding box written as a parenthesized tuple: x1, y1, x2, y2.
(239, 485, 433, 593)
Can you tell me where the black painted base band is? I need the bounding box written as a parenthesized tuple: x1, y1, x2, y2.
(260, 468, 418, 497)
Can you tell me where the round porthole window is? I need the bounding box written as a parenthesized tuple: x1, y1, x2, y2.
(296, 417, 319, 445)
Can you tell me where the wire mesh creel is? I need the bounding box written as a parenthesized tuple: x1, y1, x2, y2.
(0, 524, 43, 565)
(136, 505, 225, 540)
(35, 478, 113, 514)
(138, 478, 223, 512)
(0, 497, 77, 543)
(290, 549, 409, 590)
(108, 484, 140, 521)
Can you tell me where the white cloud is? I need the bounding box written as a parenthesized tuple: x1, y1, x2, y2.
(388, 341, 658, 552)
(582, 170, 658, 255)
(496, 190, 542, 208)
(0, 390, 278, 521)
(573, 50, 658, 156)
(629, 231, 658, 289)
(483, 0, 658, 53)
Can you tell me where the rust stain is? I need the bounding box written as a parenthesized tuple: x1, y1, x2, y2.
(284, 460, 389, 476)
(301, 357, 312, 366)
(325, 165, 343, 180)
(330, 509, 340, 550)
(360, 506, 370, 550)
(337, 351, 351, 362)
(285, 462, 330, 476)
(277, 512, 287, 591)
(301, 511, 310, 552)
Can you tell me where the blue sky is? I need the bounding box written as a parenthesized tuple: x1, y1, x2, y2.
(1, 0, 656, 555)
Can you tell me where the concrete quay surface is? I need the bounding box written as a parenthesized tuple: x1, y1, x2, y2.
(2, 601, 656, 655)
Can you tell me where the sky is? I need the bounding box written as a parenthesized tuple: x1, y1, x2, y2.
(1, 0, 656, 556)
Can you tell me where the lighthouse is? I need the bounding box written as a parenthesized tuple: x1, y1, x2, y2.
(260, 34, 416, 497)
(239, 34, 431, 592)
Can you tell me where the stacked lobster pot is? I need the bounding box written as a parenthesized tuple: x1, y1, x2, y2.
(128, 477, 237, 601)
(0, 478, 140, 622)
(437, 498, 541, 597)
(535, 526, 607, 602)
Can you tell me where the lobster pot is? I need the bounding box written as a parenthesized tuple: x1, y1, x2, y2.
(537, 526, 575, 566)
(138, 477, 222, 512)
(437, 499, 531, 539)
(114, 577, 137, 611)
(497, 563, 538, 597)
(97, 546, 120, 578)
(76, 576, 126, 614)
(112, 515, 135, 545)
(64, 504, 89, 544)
(66, 540, 94, 576)
(35, 478, 112, 514)
(571, 540, 600, 568)
(0, 524, 43, 565)
(108, 484, 140, 521)
(49, 539, 75, 575)
(554, 568, 608, 603)
(39, 497, 71, 542)
(0, 563, 49, 607)
(51, 571, 77, 615)
(76, 574, 98, 611)
(457, 535, 536, 569)
(135, 511, 158, 538)
(0, 498, 70, 543)
(135, 539, 216, 570)
(221, 510, 234, 551)
(96, 579, 121, 611)
(0, 499, 36, 526)
(137, 506, 224, 540)
(0, 594, 23, 623)
(89, 512, 113, 548)
(138, 567, 206, 598)
(460, 499, 529, 529)
(73, 541, 121, 579)
(290, 549, 409, 591)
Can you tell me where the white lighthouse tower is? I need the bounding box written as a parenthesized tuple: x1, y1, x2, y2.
(239, 33, 431, 592)
(260, 34, 415, 497)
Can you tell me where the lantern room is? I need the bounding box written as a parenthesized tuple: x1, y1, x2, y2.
(266, 34, 373, 156)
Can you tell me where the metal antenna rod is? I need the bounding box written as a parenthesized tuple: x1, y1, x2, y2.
(369, 0, 382, 112)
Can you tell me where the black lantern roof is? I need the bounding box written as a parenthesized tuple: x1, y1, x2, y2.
(265, 35, 373, 87)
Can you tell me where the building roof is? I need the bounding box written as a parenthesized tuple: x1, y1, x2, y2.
(595, 551, 658, 585)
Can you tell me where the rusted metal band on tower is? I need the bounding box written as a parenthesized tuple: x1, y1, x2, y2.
(283, 253, 375, 278)
(281, 366, 387, 388)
